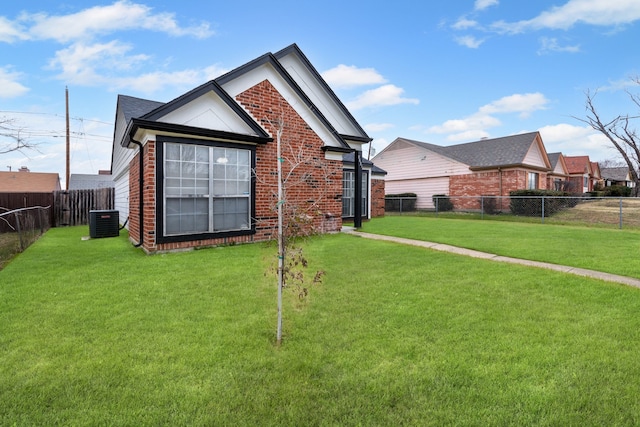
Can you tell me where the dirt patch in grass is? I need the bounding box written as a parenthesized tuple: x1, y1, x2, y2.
(548, 198, 640, 228)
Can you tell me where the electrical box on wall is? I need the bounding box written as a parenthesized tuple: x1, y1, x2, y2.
(89, 210, 119, 238)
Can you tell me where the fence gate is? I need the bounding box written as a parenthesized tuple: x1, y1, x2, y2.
(54, 188, 115, 226)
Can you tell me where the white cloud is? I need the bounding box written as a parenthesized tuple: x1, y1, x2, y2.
(452, 18, 479, 30)
(455, 35, 485, 48)
(346, 84, 419, 111)
(364, 123, 395, 132)
(112, 66, 227, 93)
(322, 64, 387, 89)
(0, 16, 27, 42)
(428, 113, 502, 134)
(0, 67, 29, 98)
(537, 123, 615, 159)
(448, 129, 492, 142)
(48, 41, 150, 85)
(26, 0, 213, 42)
(537, 37, 581, 55)
(46, 41, 227, 91)
(492, 0, 640, 34)
(427, 93, 549, 141)
(478, 92, 549, 118)
(475, 0, 499, 11)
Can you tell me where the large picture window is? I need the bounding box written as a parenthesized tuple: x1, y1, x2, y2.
(342, 170, 368, 218)
(162, 141, 252, 237)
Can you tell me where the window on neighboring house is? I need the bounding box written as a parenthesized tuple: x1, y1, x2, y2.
(342, 170, 368, 218)
(527, 172, 539, 190)
(583, 176, 588, 188)
(161, 140, 252, 238)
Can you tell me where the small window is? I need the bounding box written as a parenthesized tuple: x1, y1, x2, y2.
(527, 172, 539, 190)
(342, 170, 368, 218)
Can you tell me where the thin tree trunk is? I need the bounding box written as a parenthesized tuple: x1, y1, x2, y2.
(276, 126, 284, 345)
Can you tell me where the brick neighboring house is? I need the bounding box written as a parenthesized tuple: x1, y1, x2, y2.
(0, 167, 61, 193)
(110, 44, 385, 253)
(564, 156, 594, 193)
(546, 152, 570, 191)
(372, 132, 552, 210)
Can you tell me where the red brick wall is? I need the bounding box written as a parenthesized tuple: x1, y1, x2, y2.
(128, 141, 156, 250)
(371, 178, 385, 217)
(132, 79, 345, 253)
(237, 80, 343, 240)
(449, 169, 548, 210)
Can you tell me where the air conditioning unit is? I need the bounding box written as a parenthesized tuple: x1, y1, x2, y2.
(89, 210, 119, 238)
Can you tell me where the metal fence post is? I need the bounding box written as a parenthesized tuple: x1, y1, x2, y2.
(481, 196, 484, 220)
(541, 196, 545, 224)
(619, 197, 623, 229)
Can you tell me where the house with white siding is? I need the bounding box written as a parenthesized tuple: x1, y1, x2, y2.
(372, 132, 552, 210)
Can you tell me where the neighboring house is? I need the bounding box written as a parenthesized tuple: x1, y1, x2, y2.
(110, 44, 384, 253)
(0, 167, 61, 193)
(601, 167, 636, 188)
(564, 156, 593, 193)
(546, 152, 570, 191)
(68, 170, 115, 190)
(372, 132, 552, 210)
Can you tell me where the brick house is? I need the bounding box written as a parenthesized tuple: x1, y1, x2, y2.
(110, 44, 384, 253)
(546, 152, 570, 191)
(564, 156, 594, 193)
(371, 132, 552, 210)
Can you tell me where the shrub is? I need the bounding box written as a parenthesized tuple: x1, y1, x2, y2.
(479, 195, 499, 215)
(433, 194, 454, 212)
(605, 185, 632, 197)
(385, 193, 417, 212)
(509, 189, 574, 217)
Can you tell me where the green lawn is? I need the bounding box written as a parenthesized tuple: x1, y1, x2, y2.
(360, 216, 640, 278)
(2, 226, 640, 425)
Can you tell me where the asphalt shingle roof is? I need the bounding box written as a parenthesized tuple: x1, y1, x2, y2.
(601, 167, 631, 181)
(118, 95, 164, 122)
(398, 132, 542, 168)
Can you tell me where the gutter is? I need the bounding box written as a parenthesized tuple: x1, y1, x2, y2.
(129, 138, 144, 248)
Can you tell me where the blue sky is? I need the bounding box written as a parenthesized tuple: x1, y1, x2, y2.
(1, 0, 639, 186)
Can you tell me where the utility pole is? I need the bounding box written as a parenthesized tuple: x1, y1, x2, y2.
(65, 86, 70, 190)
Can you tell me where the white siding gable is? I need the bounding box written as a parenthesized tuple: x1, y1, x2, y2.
(553, 161, 566, 175)
(277, 53, 362, 138)
(523, 140, 548, 169)
(373, 142, 469, 182)
(156, 91, 259, 136)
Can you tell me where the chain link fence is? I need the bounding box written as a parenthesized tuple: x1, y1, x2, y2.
(386, 195, 640, 229)
(0, 206, 51, 269)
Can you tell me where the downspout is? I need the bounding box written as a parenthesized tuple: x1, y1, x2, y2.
(498, 167, 503, 211)
(130, 138, 144, 248)
(354, 149, 362, 229)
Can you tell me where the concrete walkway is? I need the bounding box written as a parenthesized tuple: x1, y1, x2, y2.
(343, 229, 640, 289)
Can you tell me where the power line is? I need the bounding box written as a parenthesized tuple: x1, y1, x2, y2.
(0, 110, 113, 126)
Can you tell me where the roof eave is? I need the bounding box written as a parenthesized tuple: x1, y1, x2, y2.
(123, 118, 272, 146)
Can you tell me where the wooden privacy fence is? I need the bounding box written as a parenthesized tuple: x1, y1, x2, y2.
(0, 192, 55, 226)
(53, 188, 115, 227)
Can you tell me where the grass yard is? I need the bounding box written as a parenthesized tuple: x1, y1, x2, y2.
(2, 226, 640, 425)
(360, 216, 640, 278)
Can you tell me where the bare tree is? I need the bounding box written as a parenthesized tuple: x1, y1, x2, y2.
(0, 117, 39, 155)
(259, 114, 330, 345)
(576, 78, 640, 196)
